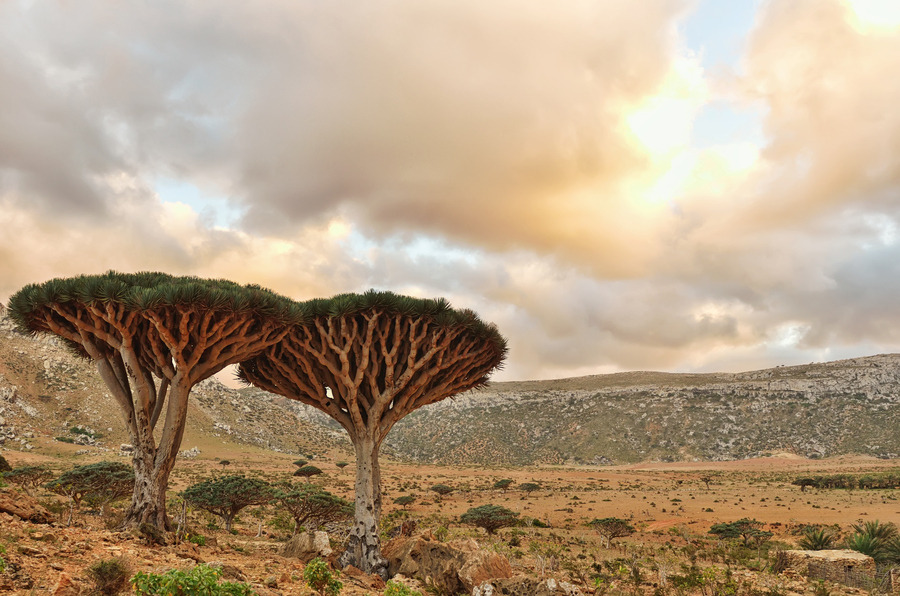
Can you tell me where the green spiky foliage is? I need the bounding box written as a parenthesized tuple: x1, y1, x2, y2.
(45, 461, 135, 513)
(6, 271, 303, 531)
(238, 290, 506, 577)
(181, 475, 274, 532)
(798, 527, 838, 551)
(845, 520, 899, 563)
(274, 483, 353, 534)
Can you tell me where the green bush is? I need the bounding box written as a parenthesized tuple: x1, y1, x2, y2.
(131, 564, 254, 595)
(88, 557, 131, 595)
(384, 580, 423, 596)
(303, 557, 342, 596)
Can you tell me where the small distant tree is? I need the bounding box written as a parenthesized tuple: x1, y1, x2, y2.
(335, 462, 349, 473)
(45, 461, 135, 516)
(275, 483, 353, 535)
(519, 482, 540, 494)
(493, 479, 514, 492)
(709, 518, 772, 548)
(430, 484, 453, 500)
(293, 459, 309, 469)
(460, 505, 519, 535)
(393, 495, 416, 510)
(5, 465, 53, 496)
(181, 475, 273, 532)
(294, 465, 323, 483)
(588, 517, 636, 546)
(0, 453, 11, 473)
(792, 477, 817, 493)
(219, 460, 231, 471)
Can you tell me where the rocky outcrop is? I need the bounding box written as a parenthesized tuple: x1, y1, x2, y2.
(382, 535, 513, 594)
(0, 487, 54, 523)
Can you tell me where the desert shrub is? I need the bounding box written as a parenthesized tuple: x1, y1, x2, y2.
(303, 557, 342, 596)
(131, 564, 254, 595)
(460, 504, 519, 535)
(384, 579, 423, 596)
(186, 533, 207, 546)
(87, 557, 131, 595)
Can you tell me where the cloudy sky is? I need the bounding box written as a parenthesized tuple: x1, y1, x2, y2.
(2, 0, 900, 382)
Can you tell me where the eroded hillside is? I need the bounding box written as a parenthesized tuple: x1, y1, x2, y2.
(1, 312, 898, 465)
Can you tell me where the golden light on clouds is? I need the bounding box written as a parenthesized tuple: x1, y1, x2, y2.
(2, 0, 900, 380)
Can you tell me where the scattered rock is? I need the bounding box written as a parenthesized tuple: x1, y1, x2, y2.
(473, 576, 584, 595)
(342, 565, 387, 591)
(51, 572, 83, 596)
(279, 531, 332, 561)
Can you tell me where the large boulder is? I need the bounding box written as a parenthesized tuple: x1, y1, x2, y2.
(0, 487, 54, 523)
(382, 535, 512, 594)
(278, 531, 332, 562)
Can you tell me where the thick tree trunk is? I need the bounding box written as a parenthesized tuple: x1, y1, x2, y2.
(124, 441, 170, 530)
(122, 381, 190, 532)
(339, 435, 388, 578)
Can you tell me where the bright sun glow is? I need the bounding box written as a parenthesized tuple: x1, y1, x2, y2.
(845, 0, 900, 29)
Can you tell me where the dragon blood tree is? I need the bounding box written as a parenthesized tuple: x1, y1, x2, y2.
(7, 272, 301, 530)
(238, 291, 507, 576)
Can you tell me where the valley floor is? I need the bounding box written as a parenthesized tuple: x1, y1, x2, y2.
(2, 443, 898, 594)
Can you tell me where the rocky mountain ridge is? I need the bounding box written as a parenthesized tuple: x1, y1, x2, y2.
(1, 312, 898, 465)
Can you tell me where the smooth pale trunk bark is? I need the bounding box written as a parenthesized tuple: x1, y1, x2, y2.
(122, 381, 191, 532)
(339, 435, 388, 578)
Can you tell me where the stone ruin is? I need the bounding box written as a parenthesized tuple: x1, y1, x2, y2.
(779, 549, 897, 591)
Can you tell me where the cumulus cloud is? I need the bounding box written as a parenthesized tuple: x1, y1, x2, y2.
(3, 0, 900, 380)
